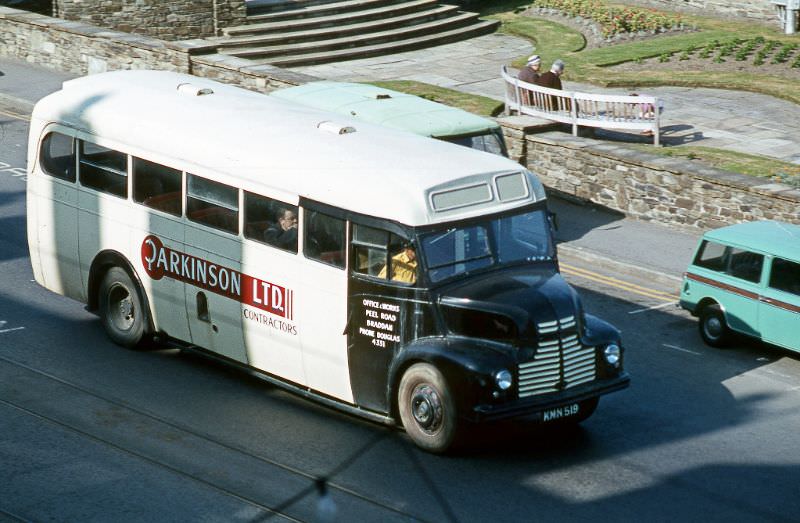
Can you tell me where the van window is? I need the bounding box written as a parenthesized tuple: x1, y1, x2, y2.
(186, 174, 239, 235)
(305, 210, 346, 268)
(40, 132, 76, 182)
(79, 141, 128, 198)
(694, 240, 727, 271)
(132, 157, 182, 216)
(727, 248, 763, 283)
(769, 258, 800, 296)
(244, 192, 298, 253)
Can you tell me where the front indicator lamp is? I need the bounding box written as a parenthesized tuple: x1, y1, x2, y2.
(604, 344, 621, 367)
(494, 369, 513, 391)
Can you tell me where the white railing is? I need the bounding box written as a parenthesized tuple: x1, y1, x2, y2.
(501, 65, 662, 145)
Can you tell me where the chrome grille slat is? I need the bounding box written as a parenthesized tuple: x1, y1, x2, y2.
(519, 316, 597, 398)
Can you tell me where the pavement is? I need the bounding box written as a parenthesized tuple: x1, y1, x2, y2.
(292, 32, 800, 164)
(0, 55, 701, 287)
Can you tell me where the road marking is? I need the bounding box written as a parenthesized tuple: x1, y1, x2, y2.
(561, 262, 679, 303)
(629, 301, 679, 314)
(663, 343, 701, 355)
(0, 321, 25, 335)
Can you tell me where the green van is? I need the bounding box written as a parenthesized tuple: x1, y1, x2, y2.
(271, 81, 508, 157)
(680, 220, 800, 351)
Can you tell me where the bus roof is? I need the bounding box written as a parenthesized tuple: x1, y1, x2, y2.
(704, 220, 800, 261)
(270, 81, 500, 138)
(32, 70, 543, 227)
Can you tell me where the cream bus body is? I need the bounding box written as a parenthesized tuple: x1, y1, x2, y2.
(27, 70, 628, 453)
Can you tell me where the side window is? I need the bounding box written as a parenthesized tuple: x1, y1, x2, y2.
(352, 224, 414, 284)
(78, 141, 128, 198)
(694, 240, 727, 271)
(132, 157, 182, 217)
(727, 248, 764, 283)
(304, 209, 346, 269)
(244, 192, 298, 253)
(39, 132, 76, 182)
(353, 225, 388, 278)
(186, 174, 239, 235)
(769, 258, 800, 296)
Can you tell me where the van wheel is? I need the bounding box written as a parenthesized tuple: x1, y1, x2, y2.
(398, 363, 459, 454)
(99, 267, 148, 349)
(699, 304, 730, 348)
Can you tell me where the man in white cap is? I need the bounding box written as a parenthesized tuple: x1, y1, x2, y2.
(518, 54, 541, 84)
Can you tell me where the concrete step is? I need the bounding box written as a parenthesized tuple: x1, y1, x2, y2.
(240, 18, 499, 67)
(223, 0, 438, 37)
(218, 5, 461, 48)
(223, 11, 480, 59)
(247, 0, 358, 16)
(245, 0, 401, 23)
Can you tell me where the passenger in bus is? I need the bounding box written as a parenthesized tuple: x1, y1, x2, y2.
(264, 207, 298, 252)
(378, 244, 417, 284)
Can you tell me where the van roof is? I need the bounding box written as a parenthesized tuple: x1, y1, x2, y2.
(704, 220, 800, 261)
(31, 71, 543, 227)
(270, 81, 500, 138)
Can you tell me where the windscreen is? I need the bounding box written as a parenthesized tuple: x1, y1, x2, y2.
(420, 207, 554, 283)
(441, 129, 508, 157)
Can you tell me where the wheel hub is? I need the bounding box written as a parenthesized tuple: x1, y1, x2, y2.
(705, 316, 722, 338)
(411, 384, 442, 433)
(109, 286, 135, 331)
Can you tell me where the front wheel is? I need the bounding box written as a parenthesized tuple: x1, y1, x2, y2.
(699, 304, 730, 348)
(99, 267, 149, 349)
(398, 363, 459, 453)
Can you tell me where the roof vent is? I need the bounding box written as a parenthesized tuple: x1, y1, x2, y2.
(177, 83, 214, 96)
(317, 121, 356, 135)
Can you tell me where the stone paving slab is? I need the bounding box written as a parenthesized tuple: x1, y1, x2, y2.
(291, 33, 800, 164)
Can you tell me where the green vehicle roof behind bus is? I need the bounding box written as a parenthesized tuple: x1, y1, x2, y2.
(271, 81, 508, 156)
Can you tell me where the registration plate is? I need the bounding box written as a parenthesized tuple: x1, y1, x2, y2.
(542, 402, 580, 422)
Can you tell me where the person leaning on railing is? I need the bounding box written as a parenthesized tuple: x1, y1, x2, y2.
(517, 55, 541, 106)
(535, 59, 569, 112)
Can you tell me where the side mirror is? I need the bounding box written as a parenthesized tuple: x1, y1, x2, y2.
(548, 210, 559, 232)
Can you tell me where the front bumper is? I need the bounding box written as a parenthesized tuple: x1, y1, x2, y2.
(469, 373, 630, 423)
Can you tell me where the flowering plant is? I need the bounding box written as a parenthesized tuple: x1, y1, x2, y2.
(532, 0, 683, 37)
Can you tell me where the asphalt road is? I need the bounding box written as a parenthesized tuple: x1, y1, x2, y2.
(2, 68, 800, 522)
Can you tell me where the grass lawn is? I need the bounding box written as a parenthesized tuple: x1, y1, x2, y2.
(369, 80, 505, 116)
(483, 2, 800, 105)
(630, 145, 800, 185)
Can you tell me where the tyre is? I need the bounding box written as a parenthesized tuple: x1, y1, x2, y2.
(99, 267, 149, 349)
(699, 304, 730, 348)
(398, 363, 459, 453)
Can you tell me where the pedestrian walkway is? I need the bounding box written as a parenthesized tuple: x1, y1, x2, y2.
(292, 33, 800, 164)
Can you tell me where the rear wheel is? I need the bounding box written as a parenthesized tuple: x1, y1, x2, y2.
(99, 267, 149, 349)
(398, 363, 459, 454)
(699, 304, 730, 348)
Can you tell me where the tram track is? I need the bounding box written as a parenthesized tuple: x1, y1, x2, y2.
(0, 350, 433, 522)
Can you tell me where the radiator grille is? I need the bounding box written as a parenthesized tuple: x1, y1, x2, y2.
(518, 317, 596, 398)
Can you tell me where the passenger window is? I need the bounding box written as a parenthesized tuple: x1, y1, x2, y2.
(186, 174, 239, 235)
(78, 141, 128, 198)
(727, 248, 764, 283)
(40, 132, 76, 182)
(769, 258, 800, 296)
(132, 157, 182, 217)
(694, 240, 727, 271)
(244, 192, 298, 253)
(304, 210, 346, 268)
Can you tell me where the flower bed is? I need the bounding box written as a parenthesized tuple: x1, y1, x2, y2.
(530, 0, 684, 37)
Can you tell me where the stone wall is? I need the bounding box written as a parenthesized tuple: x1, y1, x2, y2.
(499, 118, 800, 229)
(618, 0, 777, 24)
(0, 7, 315, 92)
(52, 0, 247, 40)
